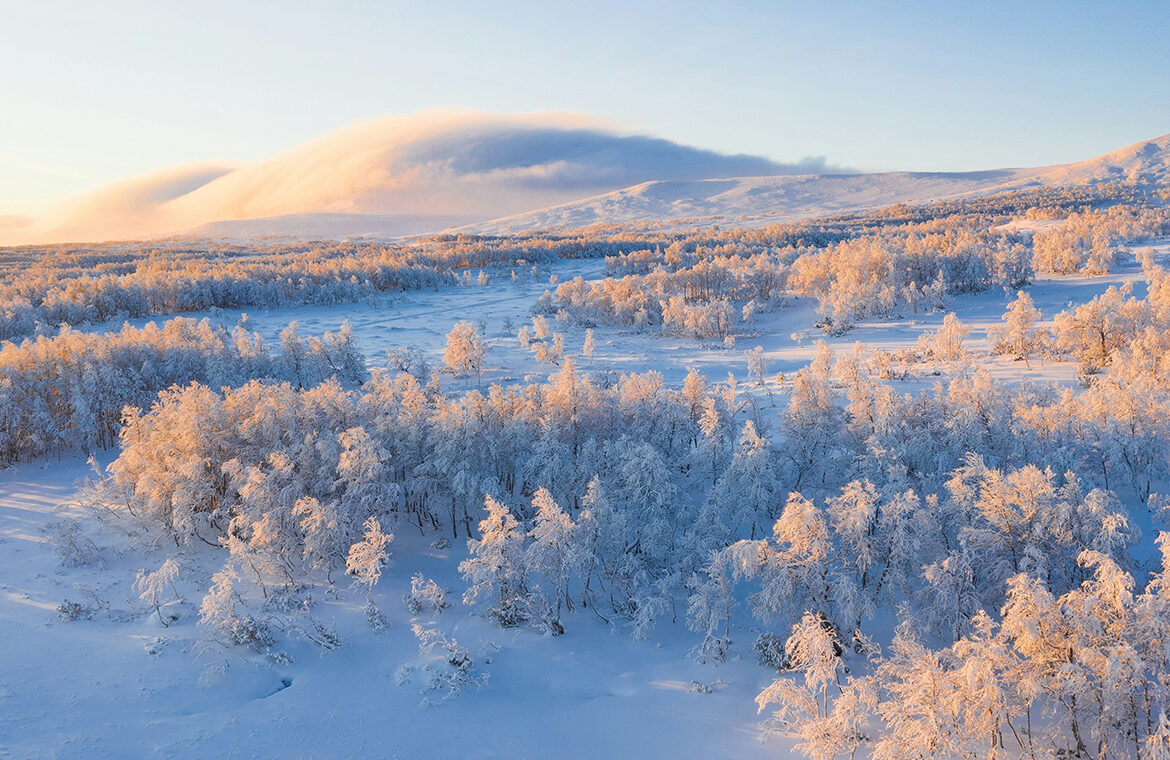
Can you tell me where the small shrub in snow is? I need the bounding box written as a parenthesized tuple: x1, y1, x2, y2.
(199, 571, 275, 652)
(143, 637, 168, 657)
(57, 599, 95, 622)
(233, 617, 277, 652)
(403, 573, 449, 615)
(412, 624, 488, 705)
(532, 332, 565, 365)
(261, 584, 313, 615)
(57, 584, 110, 622)
(265, 650, 295, 667)
(46, 519, 101, 568)
(1151, 494, 1170, 530)
(364, 601, 389, 633)
(134, 557, 181, 626)
(754, 632, 789, 670)
(689, 631, 731, 665)
(386, 346, 431, 381)
(529, 597, 565, 637)
(298, 618, 342, 651)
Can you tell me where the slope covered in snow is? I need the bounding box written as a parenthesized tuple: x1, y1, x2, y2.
(471, 133, 1170, 233)
(469, 170, 1033, 233)
(182, 130, 1170, 242)
(1029, 132, 1170, 185)
(11, 104, 1166, 246)
(186, 213, 480, 241)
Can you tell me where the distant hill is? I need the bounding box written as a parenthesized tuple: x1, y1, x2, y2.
(3, 111, 1166, 245)
(188, 213, 481, 241)
(469, 133, 1170, 234)
(3, 110, 826, 245)
(467, 170, 1033, 234)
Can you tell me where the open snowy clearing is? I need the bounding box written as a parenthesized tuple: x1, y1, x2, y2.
(75, 239, 1170, 396)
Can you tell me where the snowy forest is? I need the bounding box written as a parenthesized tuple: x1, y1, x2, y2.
(7, 177, 1170, 759)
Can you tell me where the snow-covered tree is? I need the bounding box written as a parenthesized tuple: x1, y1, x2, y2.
(460, 495, 531, 627)
(918, 312, 970, 362)
(525, 488, 579, 622)
(703, 420, 780, 541)
(756, 613, 873, 760)
(404, 573, 449, 615)
(346, 515, 393, 601)
(134, 557, 181, 626)
(582, 328, 596, 365)
(442, 321, 488, 383)
(989, 290, 1047, 364)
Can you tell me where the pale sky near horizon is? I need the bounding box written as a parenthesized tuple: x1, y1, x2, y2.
(1, 0, 1167, 215)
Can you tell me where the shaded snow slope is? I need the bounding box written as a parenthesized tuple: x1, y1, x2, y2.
(470, 133, 1170, 233)
(469, 170, 1035, 233)
(186, 212, 482, 241)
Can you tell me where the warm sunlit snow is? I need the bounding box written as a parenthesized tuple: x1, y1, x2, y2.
(4, 115, 1170, 760)
(2, 229, 1168, 757)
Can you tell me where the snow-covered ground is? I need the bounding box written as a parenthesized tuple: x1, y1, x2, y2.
(77, 239, 1168, 399)
(0, 455, 784, 759)
(2, 240, 1166, 759)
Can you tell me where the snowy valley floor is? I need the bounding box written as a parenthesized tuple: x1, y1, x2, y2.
(2, 241, 1167, 759)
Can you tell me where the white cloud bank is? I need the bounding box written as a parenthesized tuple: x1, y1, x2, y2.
(2, 110, 836, 244)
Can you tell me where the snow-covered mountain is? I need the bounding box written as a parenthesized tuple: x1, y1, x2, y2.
(1027, 132, 1170, 186)
(471, 133, 1170, 234)
(187, 213, 483, 241)
(176, 132, 1170, 240)
(468, 170, 1033, 234)
(1, 110, 827, 245)
(4, 116, 1167, 244)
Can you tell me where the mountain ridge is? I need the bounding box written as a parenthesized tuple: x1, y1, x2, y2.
(6, 120, 1168, 244)
(466, 133, 1170, 234)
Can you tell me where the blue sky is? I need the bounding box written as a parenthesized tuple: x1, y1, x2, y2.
(1, 0, 1167, 214)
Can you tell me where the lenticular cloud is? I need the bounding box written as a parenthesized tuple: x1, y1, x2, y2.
(8, 110, 829, 244)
